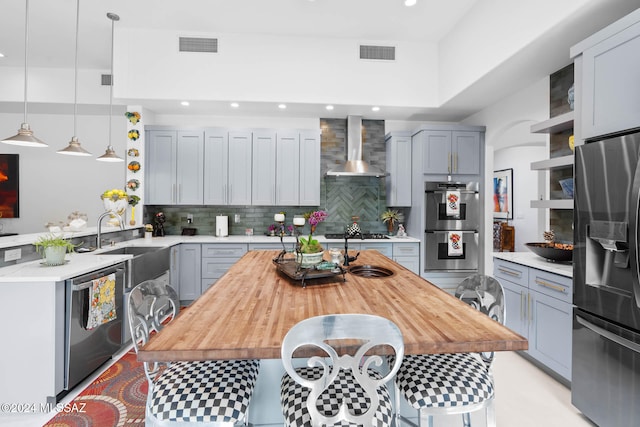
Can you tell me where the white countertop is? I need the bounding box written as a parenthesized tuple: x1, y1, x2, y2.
(493, 251, 573, 278)
(0, 234, 419, 283)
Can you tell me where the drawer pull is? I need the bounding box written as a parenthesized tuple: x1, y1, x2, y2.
(535, 279, 567, 293)
(497, 267, 521, 278)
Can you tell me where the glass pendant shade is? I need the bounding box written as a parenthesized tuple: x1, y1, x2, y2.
(2, 0, 47, 147)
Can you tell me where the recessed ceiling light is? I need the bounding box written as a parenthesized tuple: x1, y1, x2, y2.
(0, 53, 4, 58)
(278, 104, 287, 109)
(230, 102, 239, 108)
(404, 0, 417, 6)
(181, 101, 190, 106)
(325, 105, 334, 110)
(372, 106, 380, 112)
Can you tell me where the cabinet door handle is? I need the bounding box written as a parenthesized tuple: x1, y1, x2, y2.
(535, 279, 567, 294)
(172, 184, 176, 203)
(528, 293, 533, 324)
(448, 152, 451, 173)
(454, 152, 458, 173)
(520, 291, 525, 322)
(498, 267, 521, 278)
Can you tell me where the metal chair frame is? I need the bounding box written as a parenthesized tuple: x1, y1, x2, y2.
(395, 274, 506, 427)
(281, 313, 404, 426)
(128, 280, 258, 427)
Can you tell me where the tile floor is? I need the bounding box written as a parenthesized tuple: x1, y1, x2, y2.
(2, 350, 596, 427)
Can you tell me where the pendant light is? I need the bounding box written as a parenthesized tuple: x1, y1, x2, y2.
(97, 12, 123, 162)
(2, 0, 47, 147)
(58, 0, 91, 156)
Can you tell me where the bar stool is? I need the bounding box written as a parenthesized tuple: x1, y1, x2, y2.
(128, 280, 260, 426)
(394, 274, 506, 427)
(279, 313, 404, 426)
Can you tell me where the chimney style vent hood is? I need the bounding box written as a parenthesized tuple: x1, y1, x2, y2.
(326, 116, 387, 177)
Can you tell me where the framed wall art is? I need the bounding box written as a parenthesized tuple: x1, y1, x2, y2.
(0, 154, 19, 218)
(493, 168, 513, 220)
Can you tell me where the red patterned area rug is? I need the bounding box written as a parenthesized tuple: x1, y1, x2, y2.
(44, 350, 147, 427)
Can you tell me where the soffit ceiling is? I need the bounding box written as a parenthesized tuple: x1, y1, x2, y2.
(0, 0, 637, 121)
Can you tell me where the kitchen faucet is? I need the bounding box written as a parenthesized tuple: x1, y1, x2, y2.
(97, 211, 124, 249)
(342, 222, 363, 267)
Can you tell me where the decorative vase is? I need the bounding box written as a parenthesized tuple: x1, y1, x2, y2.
(296, 252, 324, 268)
(103, 198, 128, 227)
(44, 246, 67, 266)
(387, 222, 395, 235)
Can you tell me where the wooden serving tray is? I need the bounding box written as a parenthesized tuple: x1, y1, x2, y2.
(272, 257, 346, 288)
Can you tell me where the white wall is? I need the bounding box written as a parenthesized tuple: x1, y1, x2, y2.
(115, 30, 439, 109)
(462, 77, 550, 272)
(438, 0, 592, 104)
(0, 111, 126, 234)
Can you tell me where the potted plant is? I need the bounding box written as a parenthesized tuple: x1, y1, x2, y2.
(381, 209, 400, 234)
(297, 210, 327, 267)
(34, 233, 76, 266)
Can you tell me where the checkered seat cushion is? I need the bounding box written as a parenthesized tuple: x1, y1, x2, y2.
(395, 353, 494, 409)
(149, 359, 260, 423)
(280, 366, 394, 427)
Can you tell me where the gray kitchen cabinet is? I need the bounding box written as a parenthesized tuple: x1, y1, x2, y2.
(252, 130, 277, 205)
(494, 258, 572, 382)
(228, 131, 253, 205)
(299, 130, 321, 206)
(415, 129, 481, 176)
(146, 129, 204, 204)
(276, 131, 300, 206)
(392, 242, 420, 275)
(385, 132, 412, 207)
(201, 244, 248, 294)
(146, 130, 175, 204)
(203, 128, 228, 205)
(170, 245, 180, 295)
(571, 9, 640, 140)
(178, 244, 201, 301)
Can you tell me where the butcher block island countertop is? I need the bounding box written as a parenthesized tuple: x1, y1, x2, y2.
(139, 250, 527, 362)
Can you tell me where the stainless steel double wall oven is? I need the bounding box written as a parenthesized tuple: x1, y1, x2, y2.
(424, 181, 480, 272)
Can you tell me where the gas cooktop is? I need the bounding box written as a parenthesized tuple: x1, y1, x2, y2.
(324, 233, 389, 240)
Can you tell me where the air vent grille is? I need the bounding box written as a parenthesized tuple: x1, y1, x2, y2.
(179, 37, 218, 53)
(101, 74, 112, 86)
(359, 45, 395, 61)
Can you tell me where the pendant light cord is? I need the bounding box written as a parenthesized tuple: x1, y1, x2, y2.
(108, 14, 115, 148)
(73, 0, 79, 137)
(23, 0, 30, 123)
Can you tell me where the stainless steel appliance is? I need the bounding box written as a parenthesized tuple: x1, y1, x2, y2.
(573, 129, 640, 426)
(64, 263, 125, 391)
(424, 181, 479, 271)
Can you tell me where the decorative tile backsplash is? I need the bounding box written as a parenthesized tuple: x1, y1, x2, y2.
(144, 118, 406, 236)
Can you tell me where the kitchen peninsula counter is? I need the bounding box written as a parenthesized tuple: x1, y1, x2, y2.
(140, 250, 527, 362)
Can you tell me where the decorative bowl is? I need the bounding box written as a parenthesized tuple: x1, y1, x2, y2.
(525, 242, 573, 262)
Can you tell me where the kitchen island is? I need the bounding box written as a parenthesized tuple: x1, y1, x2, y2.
(140, 250, 527, 360)
(139, 250, 527, 424)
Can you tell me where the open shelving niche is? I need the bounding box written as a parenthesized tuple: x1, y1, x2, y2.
(530, 111, 574, 210)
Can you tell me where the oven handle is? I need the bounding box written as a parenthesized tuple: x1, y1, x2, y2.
(426, 189, 479, 195)
(576, 315, 640, 355)
(425, 230, 478, 234)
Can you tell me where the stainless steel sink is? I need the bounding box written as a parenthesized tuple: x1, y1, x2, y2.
(349, 265, 394, 278)
(99, 246, 163, 256)
(97, 245, 171, 288)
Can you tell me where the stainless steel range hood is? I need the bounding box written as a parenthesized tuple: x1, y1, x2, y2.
(326, 116, 386, 177)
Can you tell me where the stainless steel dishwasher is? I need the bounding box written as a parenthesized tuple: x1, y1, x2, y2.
(64, 263, 125, 391)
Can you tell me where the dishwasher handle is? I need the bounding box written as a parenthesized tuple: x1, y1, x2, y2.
(70, 267, 125, 291)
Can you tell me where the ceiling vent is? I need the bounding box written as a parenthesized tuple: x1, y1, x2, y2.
(359, 45, 395, 61)
(101, 74, 112, 86)
(179, 37, 218, 53)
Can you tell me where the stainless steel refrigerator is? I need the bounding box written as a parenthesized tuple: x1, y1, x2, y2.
(573, 129, 640, 426)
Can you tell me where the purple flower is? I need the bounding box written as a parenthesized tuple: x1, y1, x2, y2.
(308, 210, 328, 227)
